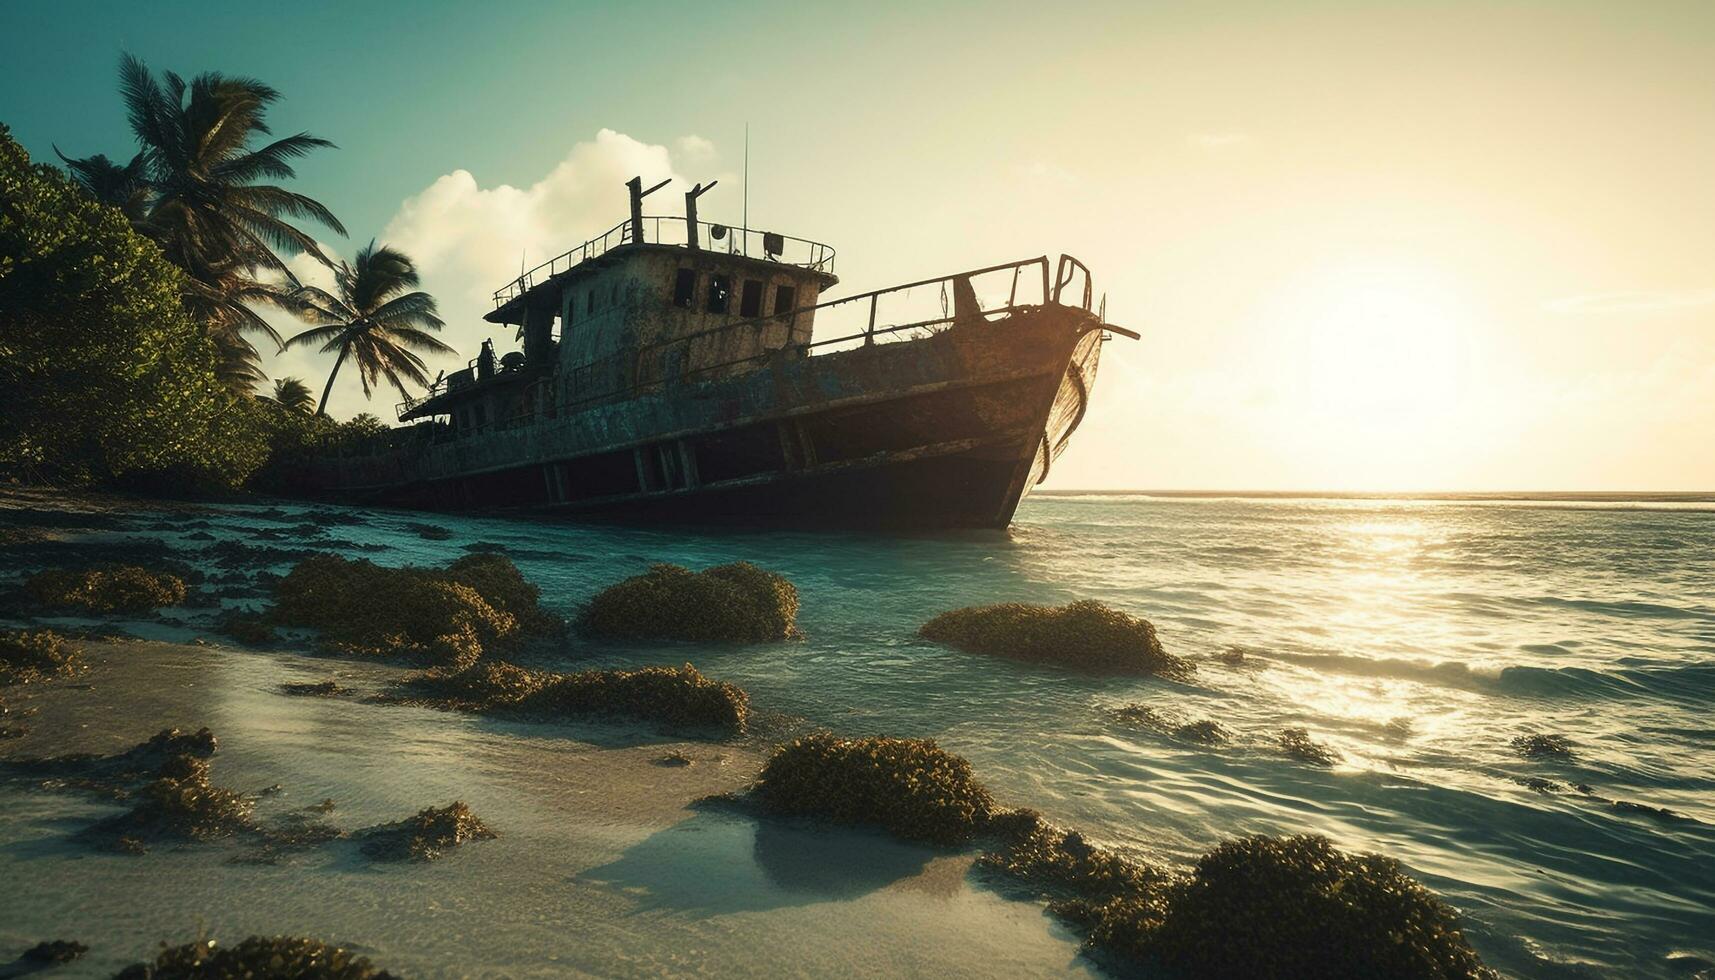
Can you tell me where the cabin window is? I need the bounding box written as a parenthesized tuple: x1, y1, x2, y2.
(774, 284, 797, 315)
(739, 279, 764, 318)
(706, 274, 732, 314)
(672, 268, 696, 308)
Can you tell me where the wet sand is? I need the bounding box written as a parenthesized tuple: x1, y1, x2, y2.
(0, 638, 1094, 977)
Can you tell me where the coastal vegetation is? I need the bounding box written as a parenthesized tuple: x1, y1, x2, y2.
(24, 564, 186, 613)
(115, 935, 401, 979)
(0, 628, 83, 685)
(919, 599, 1193, 678)
(355, 801, 496, 862)
(2, 54, 448, 494)
(389, 661, 751, 734)
(751, 733, 996, 844)
(581, 562, 800, 642)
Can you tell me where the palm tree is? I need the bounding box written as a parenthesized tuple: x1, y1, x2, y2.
(57, 54, 347, 389)
(285, 242, 454, 416)
(271, 377, 316, 414)
(53, 147, 150, 223)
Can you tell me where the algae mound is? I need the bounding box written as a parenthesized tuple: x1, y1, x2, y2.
(269, 554, 561, 668)
(0, 628, 83, 685)
(25, 565, 186, 613)
(357, 801, 495, 861)
(919, 600, 1192, 678)
(116, 935, 399, 979)
(392, 661, 750, 734)
(752, 732, 995, 844)
(581, 561, 798, 642)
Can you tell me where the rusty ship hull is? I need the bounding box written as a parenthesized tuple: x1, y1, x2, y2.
(303, 304, 1104, 529)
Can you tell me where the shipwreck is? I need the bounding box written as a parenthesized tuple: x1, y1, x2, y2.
(302, 177, 1135, 528)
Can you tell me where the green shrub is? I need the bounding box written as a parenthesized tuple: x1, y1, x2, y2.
(752, 732, 995, 844)
(269, 554, 559, 668)
(581, 561, 799, 642)
(356, 801, 495, 861)
(0, 628, 83, 685)
(26, 565, 186, 613)
(0, 127, 268, 488)
(1137, 835, 1496, 979)
(919, 600, 1192, 678)
(392, 661, 750, 734)
(116, 935, 399, 979)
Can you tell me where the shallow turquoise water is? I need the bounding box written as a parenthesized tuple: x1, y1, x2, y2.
(5, 493, 1714, 977)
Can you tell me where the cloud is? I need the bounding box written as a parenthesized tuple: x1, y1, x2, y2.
(1543, 289, 1715, 315)
(258, 129, 699, 419)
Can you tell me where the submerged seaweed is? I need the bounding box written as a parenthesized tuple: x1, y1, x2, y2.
(24, 565, 186, 614)
(1106, 704, 1230, 744)
(751, 732, 995, 844)
(115, 935, 399, 979)
(0, 629, 83, 685)
(580, 561, 799, 642)
(920, 600, 1193, 678)
(356, 801, 495, 861)
(1512, 732, 1576, 760)
(389, 661, 750, 734)
(280, 679, 348, 698)
(1278, 727, 1340, 766)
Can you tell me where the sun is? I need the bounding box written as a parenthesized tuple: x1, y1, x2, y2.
(1248, 261, 1478, 489)
(1296, 264, 1468, 430)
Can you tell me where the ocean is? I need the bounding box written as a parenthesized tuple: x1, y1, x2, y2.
(2, 492, 1711, 977)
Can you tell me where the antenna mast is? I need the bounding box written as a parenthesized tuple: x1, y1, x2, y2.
(742, 122, 749, 257)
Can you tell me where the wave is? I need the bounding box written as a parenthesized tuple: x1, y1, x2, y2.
(1257, 650, 1715, 704)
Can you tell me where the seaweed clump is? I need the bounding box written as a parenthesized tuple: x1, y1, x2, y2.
(919, 600, 1193, 679)
(751, 732, 995, 844)
(84, 756, 255, 847)
(390, 660, 750, 734)
(269, 554, 559, 668)
(0, 628, 83, 685)
(115, 935, 399, 979)
(1512, 732, 1575, 760)
(356, 801, 495, 861)
(1129, 835, 1496, 979)
(1278, 727, 1341, 766)
(25, 565, 187, 614)
(580, 562, 798, 642)
(984, 828, 1494, 979)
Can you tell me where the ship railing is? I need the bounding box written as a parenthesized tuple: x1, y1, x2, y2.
(491, 216, 835, 309)
(555, 253, 1095, 411)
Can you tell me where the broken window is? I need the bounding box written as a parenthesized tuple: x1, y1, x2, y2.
(672, 269, 696, 307)
(774, 284, 797, 315)
(739, 279, 763, 317)
(706, 274, 732, 314)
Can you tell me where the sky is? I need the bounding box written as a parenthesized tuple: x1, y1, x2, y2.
(3, 0, 1712, 492)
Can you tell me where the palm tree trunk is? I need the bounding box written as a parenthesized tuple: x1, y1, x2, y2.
(316, 346, 350, 416)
